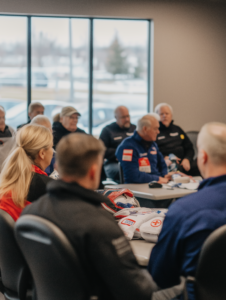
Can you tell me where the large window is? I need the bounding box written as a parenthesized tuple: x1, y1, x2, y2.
(0, 16, 27, 128)
(0, 16, 152, 136)
(93, 19, 149, 135)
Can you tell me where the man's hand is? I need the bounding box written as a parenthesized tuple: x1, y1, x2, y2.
(158, 177, 169, 184)
(181, 158, 191, 171)
(164, 156, 172, 167)
(175, 156, 181, 164)
(164, 171, 176, 181)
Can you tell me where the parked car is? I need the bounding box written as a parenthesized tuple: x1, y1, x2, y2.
(0, 99, 23, 111)
(0, 71, 48, 87)
(5, 100, 116, 131)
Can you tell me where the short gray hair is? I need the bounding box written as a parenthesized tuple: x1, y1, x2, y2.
(155, 103, 173, 115)
(137, 113, 159, 131)
(198, 122, 226, 165)
(0, 106, 5, 113)
(56, 133, 106, 177)
(31, 115, 51, 126)
(28, 102, 44, 114)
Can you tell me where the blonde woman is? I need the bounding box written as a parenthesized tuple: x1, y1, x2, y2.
(0, 124, 53, 221)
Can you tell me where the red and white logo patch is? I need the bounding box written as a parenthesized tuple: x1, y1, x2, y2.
(151, 219, 162, 227)
(122, 149, 133, 161)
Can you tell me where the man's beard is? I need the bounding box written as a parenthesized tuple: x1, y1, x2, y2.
(123, 123, 130, 129)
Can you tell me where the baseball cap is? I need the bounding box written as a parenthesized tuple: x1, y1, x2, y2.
(60, 106, 81, 117)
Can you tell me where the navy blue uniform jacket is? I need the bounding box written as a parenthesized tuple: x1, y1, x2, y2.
(148, 175, 226, 300)
(115, 131, 167, 183)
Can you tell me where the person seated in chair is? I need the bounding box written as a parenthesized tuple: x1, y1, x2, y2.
(99, 106, 136, 182)
(52, 106, 86, 149)
(21, 133, 156, 300)
(155, 103, 199, 176)
(0, 105, 16, 172)
(0, 124, 53, 221)
(17, 102, 44, 130)
(116, 114, 170, 184)
(148, 122, 226, 300)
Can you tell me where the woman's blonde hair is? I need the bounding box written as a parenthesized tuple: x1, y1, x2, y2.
(0, 124, 52, 208)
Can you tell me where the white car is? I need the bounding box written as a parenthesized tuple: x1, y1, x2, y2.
(5, 100, 116, 131)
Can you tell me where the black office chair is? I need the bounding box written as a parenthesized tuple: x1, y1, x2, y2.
(118, 162, 125, 184)
(186, 131, 199, 160)
(184, 224, 226, 300)
(15, 215, 90, 300)
(0, 209, 31, 300)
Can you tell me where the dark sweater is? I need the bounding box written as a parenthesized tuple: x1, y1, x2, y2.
(52, 121, 86, 148)
(156, 121, 194, 162)
(99, 122, 136, 163)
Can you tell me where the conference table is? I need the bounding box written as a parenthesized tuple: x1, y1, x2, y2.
(130, 240, 155, 266)
(105, 176, 202, 208)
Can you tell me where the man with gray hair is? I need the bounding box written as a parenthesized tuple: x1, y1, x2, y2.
(17, 101, 45, 130)
(116, 114, 169, 183)
(148, 122, 226, 300)
(155, 103, 196, 174)
(22, 133, 155, 300)
(99, 105, 136, 181)
(0, 105, 16, 171)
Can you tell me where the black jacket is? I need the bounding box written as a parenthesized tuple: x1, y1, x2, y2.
(156, 121, 194, 162)
(27, 172, 53, 202)
(17, 120, 31, 130)
(52, 121, 86, 148)
(99, 122, 136, 163)
(22, 180, 154, 300)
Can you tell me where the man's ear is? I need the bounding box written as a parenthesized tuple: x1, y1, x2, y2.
(89, 163, 98, 181)
(200, 149, 208, 165)
(38, 148, 45, 160)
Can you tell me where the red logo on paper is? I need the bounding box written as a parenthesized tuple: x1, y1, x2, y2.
(151, 219, 162, 227)
(121, 218, 136, 226)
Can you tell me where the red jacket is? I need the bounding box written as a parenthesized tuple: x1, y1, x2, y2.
(0, 165, 48, 221)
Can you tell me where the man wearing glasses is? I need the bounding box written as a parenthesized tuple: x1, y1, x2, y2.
(99, 106, 136, 182)
(0, 106, 16, 171)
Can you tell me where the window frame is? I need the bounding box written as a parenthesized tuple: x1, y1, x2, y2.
(0, 14, 153, 134)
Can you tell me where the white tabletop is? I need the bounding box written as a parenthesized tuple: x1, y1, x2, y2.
(105, 177, 202, 201)
(130, 240, 155, 266)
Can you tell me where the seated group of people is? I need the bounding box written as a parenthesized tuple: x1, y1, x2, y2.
(100, 103, 198, 183)
(0, 101, 226, 300)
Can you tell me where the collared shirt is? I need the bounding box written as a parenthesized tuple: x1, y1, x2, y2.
(115, 131, 167, 183)
(156, 121, 194, 162)
(148, 174, 226, 300)
(99, 122, 136, 163)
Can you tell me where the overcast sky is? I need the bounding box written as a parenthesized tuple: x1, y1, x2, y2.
(0, 16, 148, 48)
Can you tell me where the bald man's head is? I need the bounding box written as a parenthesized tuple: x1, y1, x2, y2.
(114, 106, 130, 129)
(198, 122, 226, 167)
(137, 114, 160, 142)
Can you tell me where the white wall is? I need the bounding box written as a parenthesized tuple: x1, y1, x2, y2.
(1, 0, 226, 131)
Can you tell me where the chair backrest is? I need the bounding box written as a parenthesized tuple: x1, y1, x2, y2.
(118, 162, 125, 184)
(186, 131, 199, 160)
(15, 215, 89, 300)
(0, 209, 30, 300)
(195, 225, 226, 300)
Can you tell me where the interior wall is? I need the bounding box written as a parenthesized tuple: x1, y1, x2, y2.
(1, 0, 226, 131)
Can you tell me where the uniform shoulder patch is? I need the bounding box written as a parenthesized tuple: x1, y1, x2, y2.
(180, 134, 185, 139)
(122, 149, 133, 161)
